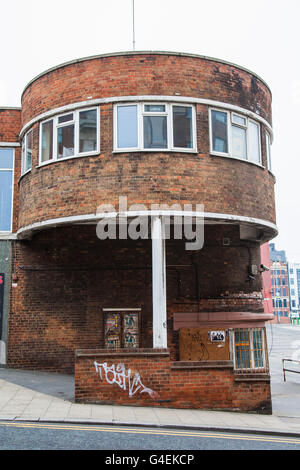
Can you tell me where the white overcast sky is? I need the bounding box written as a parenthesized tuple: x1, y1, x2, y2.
(1, 0, 299, 262)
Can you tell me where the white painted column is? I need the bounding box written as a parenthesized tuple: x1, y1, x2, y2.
(151, 216, 167, 349)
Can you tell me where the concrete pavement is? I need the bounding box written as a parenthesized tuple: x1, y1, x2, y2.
(0, 324, 299, 437)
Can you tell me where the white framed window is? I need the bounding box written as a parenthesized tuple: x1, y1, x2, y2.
(0, 148, 14, 232)
(39, 107, 100, 165)
(209, 109, 262, 165)
(266, 130, 272, 171)
(21, 130, 33, 175)
(230, 327, 268, 372)
(114, 102, 197, 152)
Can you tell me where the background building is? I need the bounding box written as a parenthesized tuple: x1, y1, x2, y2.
(270, 261, 290, 324)
(288, 262, 300, 320)
(269, 242, 287, 263)
(0, 51, 277, 412)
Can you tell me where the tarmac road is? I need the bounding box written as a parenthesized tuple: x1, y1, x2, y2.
(266, 324, 300, 418)
(0, 323, 299, 440)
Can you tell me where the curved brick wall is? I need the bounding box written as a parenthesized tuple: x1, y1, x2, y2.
(21, 52, 272, 124)
(18, 52, 275, 232)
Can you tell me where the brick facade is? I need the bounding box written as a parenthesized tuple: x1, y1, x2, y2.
(75, 349, 271, 413)
(1, 52, 277, 412)
(7, 224, 264, 372)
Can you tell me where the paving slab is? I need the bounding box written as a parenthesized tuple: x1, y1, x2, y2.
(0, 325, 299, 436)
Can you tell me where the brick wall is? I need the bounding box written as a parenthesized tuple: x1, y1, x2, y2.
(18, 53, 275, 232)
(21, 53, 272, 124)
(8, 224, 264, 372)
(74, 349, 272, 413)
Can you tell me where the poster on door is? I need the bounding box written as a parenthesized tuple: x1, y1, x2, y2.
(123, 313, 139, 348)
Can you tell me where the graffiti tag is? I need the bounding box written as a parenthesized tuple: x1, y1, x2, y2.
(94, 361, 159, 398)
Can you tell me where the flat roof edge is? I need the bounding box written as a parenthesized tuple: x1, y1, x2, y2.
(21, 50, 272, 100)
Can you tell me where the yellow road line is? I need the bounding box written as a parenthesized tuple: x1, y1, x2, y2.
(0, 421, 299, 445)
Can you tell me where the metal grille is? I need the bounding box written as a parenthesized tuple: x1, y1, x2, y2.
(231, 327, 269, 374)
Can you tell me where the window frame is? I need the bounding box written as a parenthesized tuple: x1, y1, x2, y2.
(0, 147, 14, 233)
(266, 130, 272, 171)
(38, 106, 100, 166)
(21, 130, 33, 175)
(230, 327, 268, 373)
(209, 108, 262, 166)
(113, 102, 197, 153)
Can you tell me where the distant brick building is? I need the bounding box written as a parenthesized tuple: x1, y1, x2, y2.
(0, 51, 277, 413)
(270, 261, 291, 324)
(287, 262, 300, 320)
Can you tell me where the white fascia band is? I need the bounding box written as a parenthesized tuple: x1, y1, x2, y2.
(19, 95, 273, 139)
(16, 210, 278, 240)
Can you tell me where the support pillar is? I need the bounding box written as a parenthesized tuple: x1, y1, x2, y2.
(151, 216, 167, 349)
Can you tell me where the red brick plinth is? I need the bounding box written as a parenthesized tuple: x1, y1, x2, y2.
(75, 348, 272, 414)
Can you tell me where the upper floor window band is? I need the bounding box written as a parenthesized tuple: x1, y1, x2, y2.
(0, 148, 14, 232)
(210, 108, 262, 165)
(114, 102, 196, 152)
(39, 107, 99, 166)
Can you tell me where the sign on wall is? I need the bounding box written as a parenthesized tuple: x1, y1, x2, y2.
(0, 274, 4, 339)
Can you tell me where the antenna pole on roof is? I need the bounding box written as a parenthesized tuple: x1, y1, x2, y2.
(132, 0, 136, 51)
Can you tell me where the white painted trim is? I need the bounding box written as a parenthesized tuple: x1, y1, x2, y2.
(209, 108, 263, 165)
(16, 210, 278, 239)
(19, 95, 273, 140)
(38, 106, 100, 165)
(152, 216, 167, 349)
(21, 130, 32, 175)
(0, 142, 20, 147)
(0, 233, 17, 240)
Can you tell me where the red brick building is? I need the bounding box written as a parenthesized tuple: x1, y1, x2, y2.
(0, 51, 277, 413)
(270, 261, 291, 324)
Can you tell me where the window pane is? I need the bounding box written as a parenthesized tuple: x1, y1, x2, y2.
(266, 132, 271, 170)
(232, 125, 247, 159)
(232, 114, 246, 126)
(143, 115, 167, 148)
(144, 104, 165, 112)
(57, 125, 74, 158)
(41, 121, 53, 162)
(79, 109, 97, 153)
(235, 329, 251, 369)
(252, 329, 264, 368)
(117, 105, 138, 149)
(25, 131, 32, 172)
(211, 110, 228, 153)
(0, 148, 14, 169)
(249, 121, 260, 163)
(58, 113, 73, 124)
(0, 170, 13, 231)
(173, 106, 193, 148)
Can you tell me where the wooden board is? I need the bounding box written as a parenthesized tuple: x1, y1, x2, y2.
(179, 328, 230, 361)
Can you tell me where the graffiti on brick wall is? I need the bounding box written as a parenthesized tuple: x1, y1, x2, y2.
(94, 361, 159, 399)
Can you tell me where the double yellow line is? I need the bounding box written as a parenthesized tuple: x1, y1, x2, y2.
(0, 421, 299, 445)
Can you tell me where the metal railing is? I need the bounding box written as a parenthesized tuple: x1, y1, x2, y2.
(282, 359, 300, 382)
